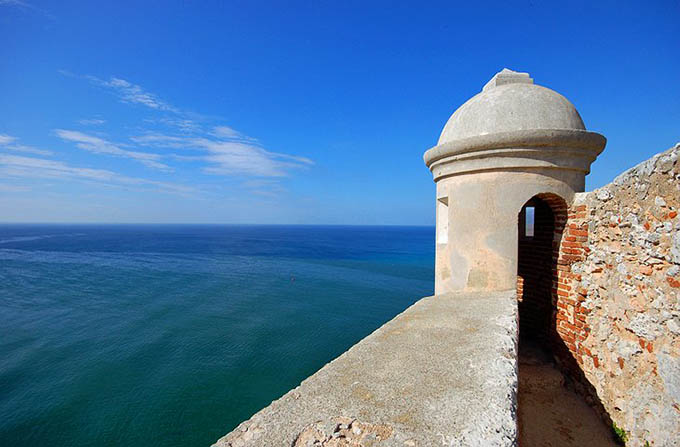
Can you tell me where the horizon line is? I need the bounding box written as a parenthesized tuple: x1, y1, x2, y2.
(0, 222, 436, 227)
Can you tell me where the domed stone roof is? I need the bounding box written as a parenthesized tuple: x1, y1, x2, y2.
(423, 69, 606, 180)
(438, 69, 586, 144)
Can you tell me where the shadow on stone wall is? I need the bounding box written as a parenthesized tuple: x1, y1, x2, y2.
(517, 193, 618, 444)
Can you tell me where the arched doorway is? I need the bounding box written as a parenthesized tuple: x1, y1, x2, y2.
(516, 193, 566, 347)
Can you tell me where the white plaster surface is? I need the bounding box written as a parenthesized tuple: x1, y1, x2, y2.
(424, 69, 606, 294)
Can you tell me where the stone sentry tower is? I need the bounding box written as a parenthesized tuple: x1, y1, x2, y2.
(424, 69, 606, 295)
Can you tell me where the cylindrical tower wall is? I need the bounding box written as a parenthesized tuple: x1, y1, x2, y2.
(425, 69, 606, 294)
(435, 169, 581, 293)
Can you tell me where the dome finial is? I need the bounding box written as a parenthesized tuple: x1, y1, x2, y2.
(482, 68, 533, 92)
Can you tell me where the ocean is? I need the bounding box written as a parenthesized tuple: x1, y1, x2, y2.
(0, 224, 434, 446)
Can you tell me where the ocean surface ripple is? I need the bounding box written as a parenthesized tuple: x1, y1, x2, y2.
(0, 224, 434, 446)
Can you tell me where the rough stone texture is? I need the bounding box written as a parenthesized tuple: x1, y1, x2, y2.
(292, 417, 393, 446)
(553, 143, 680, 446)
(213, 291, 518, 447)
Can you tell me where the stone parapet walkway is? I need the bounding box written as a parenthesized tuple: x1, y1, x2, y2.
(213, 291, 518, 447)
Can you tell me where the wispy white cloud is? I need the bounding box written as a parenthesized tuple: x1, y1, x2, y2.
(160, 117, 200, 132)
(0, 0, 55, 19)
(55, 129, 171, 171)
(60, 70, 180, 113)
(0, 154, 193, 195)
(60, 72, 314, 178)
(85, 75, 179, 112)
(0, 134, 17, 145)
(211, 125, 243, 139)
(105, 77, 178, 111)
(4, 144, 53, 156)
(130, 133, 186, 147)
(194, 138, 313, 177)
(210, 125, 260, 143)
(132, 127, 313, 177)
(0, 133, 53, 156)
(78, 118, 106, 125)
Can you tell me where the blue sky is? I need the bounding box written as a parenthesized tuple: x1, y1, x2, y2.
(1, 1, 678, 224)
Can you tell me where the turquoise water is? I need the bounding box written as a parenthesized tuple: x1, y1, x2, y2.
(0, 225, 434, 446)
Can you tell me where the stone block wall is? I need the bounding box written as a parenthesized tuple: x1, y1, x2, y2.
(552, 143, 680, 446)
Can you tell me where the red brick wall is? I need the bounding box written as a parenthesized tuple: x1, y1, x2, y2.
(553, 202, 592, 375)
(514, 194, 597, 377)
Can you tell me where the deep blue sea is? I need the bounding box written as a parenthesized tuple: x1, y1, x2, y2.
(0, 224, 434, 446)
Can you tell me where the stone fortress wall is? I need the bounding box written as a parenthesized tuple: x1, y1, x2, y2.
(549, 143, 680, 446)
(212, 69, 678, 446)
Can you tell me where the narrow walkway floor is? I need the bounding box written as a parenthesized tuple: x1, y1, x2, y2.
(517, 340, 618, 447)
